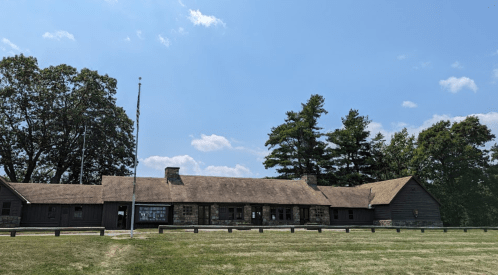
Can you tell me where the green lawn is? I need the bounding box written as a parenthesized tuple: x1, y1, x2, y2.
(1, 229, 497, 274)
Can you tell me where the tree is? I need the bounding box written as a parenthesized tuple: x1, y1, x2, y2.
(383, 128, 417, 179)
(410, 116, 496, 226)
(0, 55, 136, 184)
(365, 132, 391, 181)
(264, 94, 331, 184)
(326, 109, 373, 186)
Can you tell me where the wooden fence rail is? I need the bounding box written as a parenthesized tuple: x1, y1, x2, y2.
(158, 225, 498, 234)
(0, 227, 105, 237)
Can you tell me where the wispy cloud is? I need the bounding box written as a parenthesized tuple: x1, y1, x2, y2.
(178, 0, 186, 7)
(158, 35, 170, 47)
(402, 101, 417, 108)
(397, 54, 406, 60)
(124, 36, 130, 42)
(188, 9, 225, 27)
(178, 27, 187, 35)
(2, 38, 20, 51)
(439, 76, 478, 93)
(204, 164, 251, 177)
(451, 61, 463, 69)
(136, 30, 143, 39)
(42, 31, 75, 41)
(493, 69, 498, 79)
(191, 134, 232, 152)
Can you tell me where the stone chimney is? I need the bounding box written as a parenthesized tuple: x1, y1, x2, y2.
(301, 174, 317, 187)
(165, 167, 181, 184)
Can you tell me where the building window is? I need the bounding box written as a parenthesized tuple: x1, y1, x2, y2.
(1, 202, 11, 216)
(219, 206, 243, 220)
(270, 206, 292, 221)
(316, 208, 324, 218)
(139, 206, 167, 222)
(74, 206, 83, 218)
(333, 209, 339, 219)
(48, 206, 56, 219)
(183, 206, 192, 216)
(348, 210, 354, 220)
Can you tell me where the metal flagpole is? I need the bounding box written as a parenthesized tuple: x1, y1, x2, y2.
(79, 124, 87, 185)
(130, 77, 141, 238)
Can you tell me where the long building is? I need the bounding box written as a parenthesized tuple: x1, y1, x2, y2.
(0, 167, 443, 229)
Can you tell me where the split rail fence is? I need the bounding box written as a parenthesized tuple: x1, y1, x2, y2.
(158, 225, 498, 234)
(0, 227, 105, 237)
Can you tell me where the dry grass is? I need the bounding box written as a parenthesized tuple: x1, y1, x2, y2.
(0, 229, 497, 274)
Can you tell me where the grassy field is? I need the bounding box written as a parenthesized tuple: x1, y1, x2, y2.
(1, 229, 497, 274)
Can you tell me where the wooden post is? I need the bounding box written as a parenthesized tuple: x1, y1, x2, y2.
(100, 230, 105, 236)
(291, 228, 294, 233)
(464, 229, 467, 233)
(228, 228, 232, 233)
(443, 229, 447, 233)
(346, 228, 350, 233)
(318, 228, 322, 233)
(421, 229, 424, 233)
(159, 228, 163, 234)
(194, 228, 199, 233)
(259, 228, 263, 233)
(371, 228, 375, 233)
(55, 230, 60, 237)
(396, 228, 400, 233)
(10, 231, 16, 237)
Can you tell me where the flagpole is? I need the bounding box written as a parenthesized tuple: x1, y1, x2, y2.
(130, 77, 141, 238)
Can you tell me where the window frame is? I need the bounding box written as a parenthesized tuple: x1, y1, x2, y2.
(333, 209, 339, 219)
(348, 209, 354, 220)
(47, 206, 56, 219)
(183, 206, 193, 216)
(315, 207, 324, 218)
(219, 205, 244, 220)
(73, 206, 83, 219)
(1, 202, 11, 216)
(270, 206, 293, 221)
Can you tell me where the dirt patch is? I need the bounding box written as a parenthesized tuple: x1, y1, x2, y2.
(99, 243, 132, 273)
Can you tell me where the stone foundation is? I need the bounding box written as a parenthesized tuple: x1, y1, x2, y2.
(173, 203, 198, 225)
(0, 216, 21, 228)
(374, 220, 443, 227)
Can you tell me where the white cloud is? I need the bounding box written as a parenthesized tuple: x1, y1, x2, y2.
(439, 76, 478, 93)
(178, 0, 186, 7)
(204, 164, 251, 177)
(158, 35, 170, 47)
(1, 38, 20, 51)
(136, 30, 143, 39)
(402, 101, 417, 108)
(42, 31, 75, 41)
(397, 54, 406, 60)
(142, 155, 201, 175)
(178, 27, 187, 35)
(191, 134, 232, 152)
(493, 49, 498, 56)
(451, 61, 463, 69)
(188, 9, 225, 27)
(493, 69, 498, 79)
(124, 36, 130, 42)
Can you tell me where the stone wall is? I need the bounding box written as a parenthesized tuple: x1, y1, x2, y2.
(210, 204, 252, 225)
(173, 203, 198, 225)
(374, 219, 444, 227)
(309, 205, 330, 225)
(0, 216, 21, 228)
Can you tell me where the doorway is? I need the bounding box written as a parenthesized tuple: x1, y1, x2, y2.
(300, 207, 310, 225)
(251, 206, 263, 225)
(117, 205, 128, 229)
(198, 205, 210, 225)
(61, 206, 69, 227)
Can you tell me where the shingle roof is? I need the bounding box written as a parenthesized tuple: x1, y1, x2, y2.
(102, 176, 171, 202)
(317, 186, 371, 208)
(355, 176, 413, 205)
(6, 182, 103, 204)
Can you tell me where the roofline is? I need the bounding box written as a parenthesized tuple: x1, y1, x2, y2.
(388, 175, 442, 206)
(0, 177, 31, 204)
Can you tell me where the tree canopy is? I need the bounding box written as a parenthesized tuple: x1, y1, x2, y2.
(0, 54, 136, 184)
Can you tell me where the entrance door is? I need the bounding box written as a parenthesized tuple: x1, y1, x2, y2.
(300, 207, 310, 225)
(117, 205, 128, 229)
(61, 206, 69, 227)
(251, 206, 263, 225)
(198, 205, 210, 225)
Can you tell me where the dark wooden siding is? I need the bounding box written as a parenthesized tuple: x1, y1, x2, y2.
(374, 205, 391, 220)
(390, 179, 441, 221)
(20, 204, 102, 227)
(102, 202, 122, 229)
(329, 208, 374, 225)
(0, 184, 23, 217)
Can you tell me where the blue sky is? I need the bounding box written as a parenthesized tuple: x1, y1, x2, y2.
(1, 0, 498, 179)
